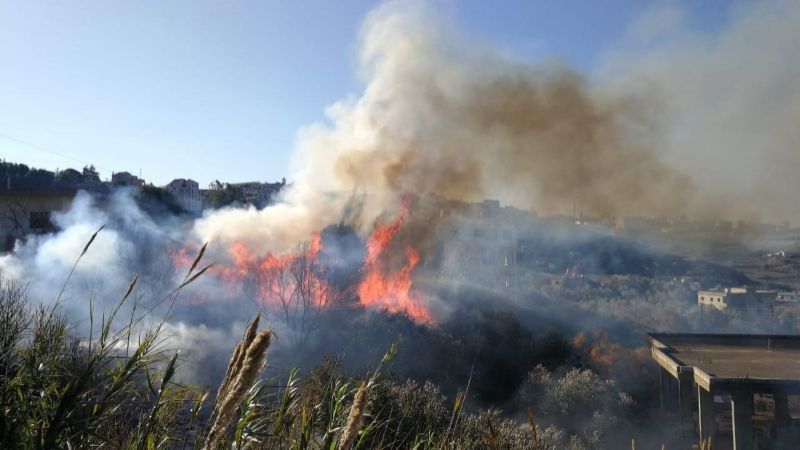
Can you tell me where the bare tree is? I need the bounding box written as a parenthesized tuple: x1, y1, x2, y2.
(2, 197, 31, 244)
(256, 241, 343, 350)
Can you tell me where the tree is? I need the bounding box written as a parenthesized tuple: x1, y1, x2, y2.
(2, 196, 31, 241)
(81, 165, 101, 184)
(205, 181, 244, 209)
(55, 168, 82, 186)
(255, 242, 344, 350)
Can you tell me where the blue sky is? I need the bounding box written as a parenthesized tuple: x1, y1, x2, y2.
(0, 0, 735, 186)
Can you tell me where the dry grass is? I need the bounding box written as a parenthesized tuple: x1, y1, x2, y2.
(338, 381, 369, 449)
(204, 313, 272, 449)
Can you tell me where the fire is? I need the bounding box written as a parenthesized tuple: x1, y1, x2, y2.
(357, 205, 432, 324)
(172, 205, 432, 324)
(217, 234, 332, 310)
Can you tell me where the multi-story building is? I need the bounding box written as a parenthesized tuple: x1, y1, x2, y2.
(165, 178, 203, 213)
(111, 171, 144, 190)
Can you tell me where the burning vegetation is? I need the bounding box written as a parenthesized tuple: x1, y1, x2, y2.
(174, 197, 433, 331)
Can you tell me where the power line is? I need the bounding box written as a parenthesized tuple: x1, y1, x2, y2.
(0, 131, 98, 169)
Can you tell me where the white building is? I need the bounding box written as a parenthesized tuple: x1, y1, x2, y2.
(165, 178, 203, 213)
(698, 287, 776, 311)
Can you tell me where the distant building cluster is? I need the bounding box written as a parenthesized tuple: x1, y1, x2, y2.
(697, 286, 800, 311)
(0, 159, 287, 251)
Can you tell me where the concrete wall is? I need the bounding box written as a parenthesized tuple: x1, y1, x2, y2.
(0, 190, 75, 251)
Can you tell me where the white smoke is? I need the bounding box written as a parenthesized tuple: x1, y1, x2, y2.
(0, 189, 215, 340)
(194, 2, 668, 254)
(1, 191, 131, 305)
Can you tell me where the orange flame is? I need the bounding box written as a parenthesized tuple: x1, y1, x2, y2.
(357, 203, 432, 323)
(171, 203, 432, 324)
(214, 234, 332, 310)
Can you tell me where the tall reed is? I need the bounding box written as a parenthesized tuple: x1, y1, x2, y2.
(203, 314, 272, 449)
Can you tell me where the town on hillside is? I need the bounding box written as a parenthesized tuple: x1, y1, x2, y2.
(0, 159, 285, 250)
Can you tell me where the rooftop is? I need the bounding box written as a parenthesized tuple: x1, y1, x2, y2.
(648, 333, 800, 391)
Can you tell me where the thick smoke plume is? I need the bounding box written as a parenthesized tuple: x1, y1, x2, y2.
(196, 0, 800, 255)
(195, 1, 693, 254)
(604, 0, 800, 223)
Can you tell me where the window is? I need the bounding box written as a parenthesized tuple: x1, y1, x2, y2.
(4, 235, 15, 252)
(29, 211, 52, 231)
